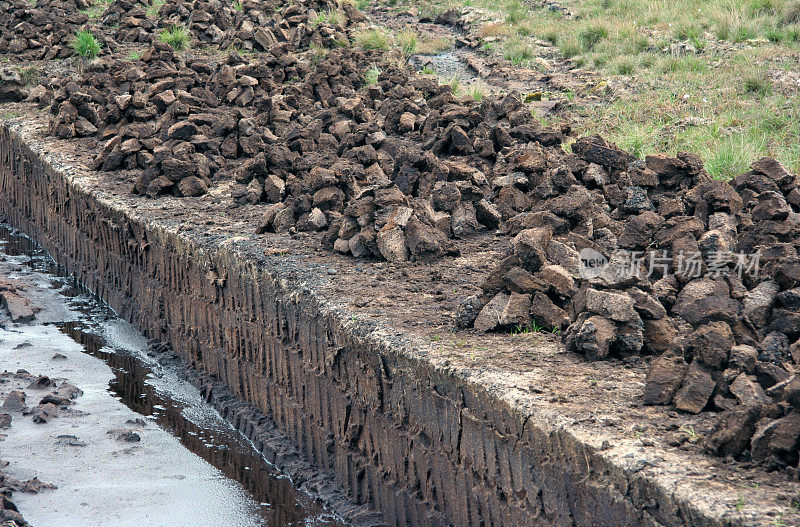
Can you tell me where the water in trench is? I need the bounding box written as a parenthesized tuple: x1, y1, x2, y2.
(0, 224, 346, 527)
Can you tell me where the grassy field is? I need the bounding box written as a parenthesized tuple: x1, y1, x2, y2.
(394, 0, 800, 177)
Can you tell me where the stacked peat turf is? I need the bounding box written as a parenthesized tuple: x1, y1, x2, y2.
(37, 24, 571, 261)
(156, 0, 239, 47)
(236, 44, 575, 262)
(459, 135, 800, 473)
(219, 0, 366, 52)
(34, 40, 310, 196)
(0, 0, 107, 59)
(154, 0, 364, 51)
(0, 68, 28, 103)
(101, 0, 156, 43)
(37, 33, 570, 260)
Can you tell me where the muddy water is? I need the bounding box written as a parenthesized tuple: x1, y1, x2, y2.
(0, 225, 345, 527)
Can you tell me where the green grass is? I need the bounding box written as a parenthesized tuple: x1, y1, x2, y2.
(468, 85, 485, 101)
(612, 56, 636, 74)
(396, 30, 418, 56)
(784, 2, 800, 23)
(355, 29, 391, 50)
(364, 65, 381, 85)
(159, 25, 190, 51)
(310, 44, 328, 64)
(416, 35, 453, 54)
(82, 0, 112, 19)
(233, 0, 243, 10)
(312, 8, 343, 26)
(225, 44, 250, 55)
(17, 66, 38, 86)
(448, 75, 461, 95)
(578, 24, 608, 51)
(506, 0, 527, 24)
(146, 0, 166, 18)
(575, 50, 800, 176)
(743, 74, 772, 95)
(558, 34, 582, 58)
(71, 29, 102, 59)
(503, 36, 535, 64)
(511, 321, 544, 335)
(658, 54, 708, 73)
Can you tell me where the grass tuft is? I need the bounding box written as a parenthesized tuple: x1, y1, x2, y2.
(503, 36, 535, 65)
(743, 75, 771, 96)
(784, 2, 800, 24)
(146, 0, 166, 18)
(313, 8, 343, 26)
(469, 85, 485, 101)
(83, 0, 112, 19)
(559, 34, 582, 58)
(364, 65, 381, 85)
(578, 24, 608, 51)
(506, 0, 527, 24)
(17, 66, 39, 86)
(396, 30, 418, 57)
(310, 44, 328, 64)
(448, 75, 461, 95)
(613, 57, 636, 75)
(355, 29, 391, 50)
(71, 29, 102, 59)
(159, 25, 190, 51)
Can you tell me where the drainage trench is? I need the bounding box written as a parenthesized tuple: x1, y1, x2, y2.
(0, 224, 345, 526)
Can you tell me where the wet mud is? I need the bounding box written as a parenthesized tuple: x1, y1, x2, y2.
(0, 224, 344, 527)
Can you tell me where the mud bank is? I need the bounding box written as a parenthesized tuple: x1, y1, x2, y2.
(1, 114, 799, 526)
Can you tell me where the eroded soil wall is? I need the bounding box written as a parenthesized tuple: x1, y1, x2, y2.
(0, 124, 700, 526)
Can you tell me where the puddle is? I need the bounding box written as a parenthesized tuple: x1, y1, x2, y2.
(409, 51, 482, 84)
(0, 224, 346, 527)
(58, 321, 342, 527)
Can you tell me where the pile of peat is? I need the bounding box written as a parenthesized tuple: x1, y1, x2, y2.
(156, 0, 364, 51)
(17, 0, 800, 478)
(99, 0, 156, 44)
(35, 41, 568, 261)
(0, 0, 113, 60)
(461, 137, 800, 475)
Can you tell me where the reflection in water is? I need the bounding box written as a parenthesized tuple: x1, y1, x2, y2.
(0, 224, 344, 527)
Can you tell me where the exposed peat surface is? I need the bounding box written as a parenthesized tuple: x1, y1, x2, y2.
(0, 224, 345, 526)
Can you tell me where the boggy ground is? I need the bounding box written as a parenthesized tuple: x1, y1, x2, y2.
(1, 0, 800, 522)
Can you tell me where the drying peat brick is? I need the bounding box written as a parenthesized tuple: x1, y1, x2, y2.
(0, 68, 28, 103)
(0, 0, 114, 59)
(38, 22, 571, 262)
(36, 38, 314, 197)
(155, 0, 364, 51)
(457, 146, 800, 472)
(101, 0, 156, 43)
